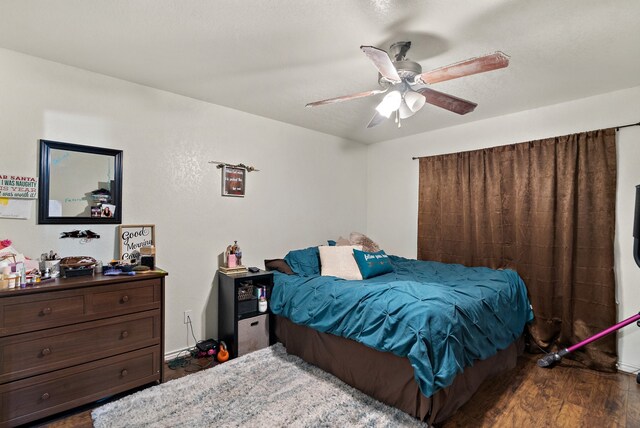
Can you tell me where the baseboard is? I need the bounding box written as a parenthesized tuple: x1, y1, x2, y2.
(164, 347, 192, 361)
(617, 361, 640, 374)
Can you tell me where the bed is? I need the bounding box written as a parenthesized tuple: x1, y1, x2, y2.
(268, 247, 533, 425)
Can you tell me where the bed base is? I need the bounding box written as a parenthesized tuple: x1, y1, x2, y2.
(276, 316, 523, 425)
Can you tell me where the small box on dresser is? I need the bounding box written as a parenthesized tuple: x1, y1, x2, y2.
(0, 270, 167, 427)
(218, 270, 274, 359)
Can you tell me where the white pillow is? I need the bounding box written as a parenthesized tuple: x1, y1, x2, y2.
(319, 245, 363, 280)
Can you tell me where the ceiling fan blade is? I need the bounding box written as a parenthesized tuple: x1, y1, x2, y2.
(416, 51, 510, 85)
(360, 46, 401, 83)
(306, 89, 387, 108)
(367, 111, 388, 128)
(415, 87, 478, 115)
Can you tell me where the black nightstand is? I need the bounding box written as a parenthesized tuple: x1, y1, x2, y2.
(218, 270, 274, 359)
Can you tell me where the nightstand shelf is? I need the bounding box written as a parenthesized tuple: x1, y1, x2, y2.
(218, 270, 274, 359)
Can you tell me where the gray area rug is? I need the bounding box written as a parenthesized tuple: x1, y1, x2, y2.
(92, 343, 426, 427)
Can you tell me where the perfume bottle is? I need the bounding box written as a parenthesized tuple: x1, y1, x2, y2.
(18, 262, 26, 288)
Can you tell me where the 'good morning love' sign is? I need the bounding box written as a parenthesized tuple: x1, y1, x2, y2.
(118, 225, 155, 260)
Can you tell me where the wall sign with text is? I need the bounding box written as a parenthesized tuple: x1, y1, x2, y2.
(118, 224, 155, 260)
(222, 165, 246, 197)
(0, 174, 38, 199)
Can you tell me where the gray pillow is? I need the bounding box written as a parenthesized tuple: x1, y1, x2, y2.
(349, 232, 380, 253)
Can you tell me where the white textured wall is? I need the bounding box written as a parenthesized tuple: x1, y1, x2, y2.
(0, 48, 367, 356)
(367, 85, 640, 372)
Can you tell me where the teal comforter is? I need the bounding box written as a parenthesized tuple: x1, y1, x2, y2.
(270, 256, 533, 397)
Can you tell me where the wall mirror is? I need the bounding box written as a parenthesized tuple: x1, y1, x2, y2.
(38, 139, 123, 224)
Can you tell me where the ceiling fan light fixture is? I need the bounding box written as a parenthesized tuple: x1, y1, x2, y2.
(399, 100, 417, 119)
(404, 90, 426, 113)
(375, 90, 402, 118)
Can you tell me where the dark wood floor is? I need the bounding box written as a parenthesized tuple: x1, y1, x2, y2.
(443, 354, 640, 428)
(32, 352, 638, 428)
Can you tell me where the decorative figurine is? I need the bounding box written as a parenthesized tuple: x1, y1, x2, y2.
(233, 241, 242, 266)
(224, 241, 243, 268)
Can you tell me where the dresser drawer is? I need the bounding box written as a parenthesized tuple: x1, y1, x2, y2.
(0, 295, 85, 335)
(87, 278, 161, 315)
(0, 310, 160, 384)
(0, 347, 160, 427)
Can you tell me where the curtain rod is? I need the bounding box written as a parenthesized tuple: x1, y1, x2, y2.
(616, 121, 640, 131)
(411, 121, 640, 160)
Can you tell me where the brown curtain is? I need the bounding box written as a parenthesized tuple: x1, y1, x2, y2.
(417, 129, 617, 371)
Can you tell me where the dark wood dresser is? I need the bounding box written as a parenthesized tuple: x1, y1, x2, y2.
(0, 271, 166, 427)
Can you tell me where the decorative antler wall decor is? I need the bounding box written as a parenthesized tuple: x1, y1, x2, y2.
(208, 161, 260, 172)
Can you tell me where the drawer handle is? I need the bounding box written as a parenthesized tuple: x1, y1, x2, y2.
(41, 307, 52, 315)
(121, 369, 128, 377)
(121, 330, 129, 339)
(250, 321, 259, 326)
(41, 347, 52, 356)
(121, 295, 130, 303)
(41, 392, 50, 401)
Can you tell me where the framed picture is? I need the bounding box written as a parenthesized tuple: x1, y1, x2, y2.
(222, 165, 245, 197)
(118, 224, 155, 260)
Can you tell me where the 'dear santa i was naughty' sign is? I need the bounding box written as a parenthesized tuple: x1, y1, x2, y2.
(0, 174, 38, 199)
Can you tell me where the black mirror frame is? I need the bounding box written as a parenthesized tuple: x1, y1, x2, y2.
(38, 139, 123, 224)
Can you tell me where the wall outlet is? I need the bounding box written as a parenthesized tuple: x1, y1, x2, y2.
(184, 310, 192, 324)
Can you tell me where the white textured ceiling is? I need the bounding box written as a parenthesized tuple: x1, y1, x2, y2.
(1, 0, 639, 144)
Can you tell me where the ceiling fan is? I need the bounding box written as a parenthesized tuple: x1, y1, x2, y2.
(306, 41, 509, 128)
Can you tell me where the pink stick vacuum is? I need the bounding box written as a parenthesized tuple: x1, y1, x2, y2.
(537, 312, 640, 375)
